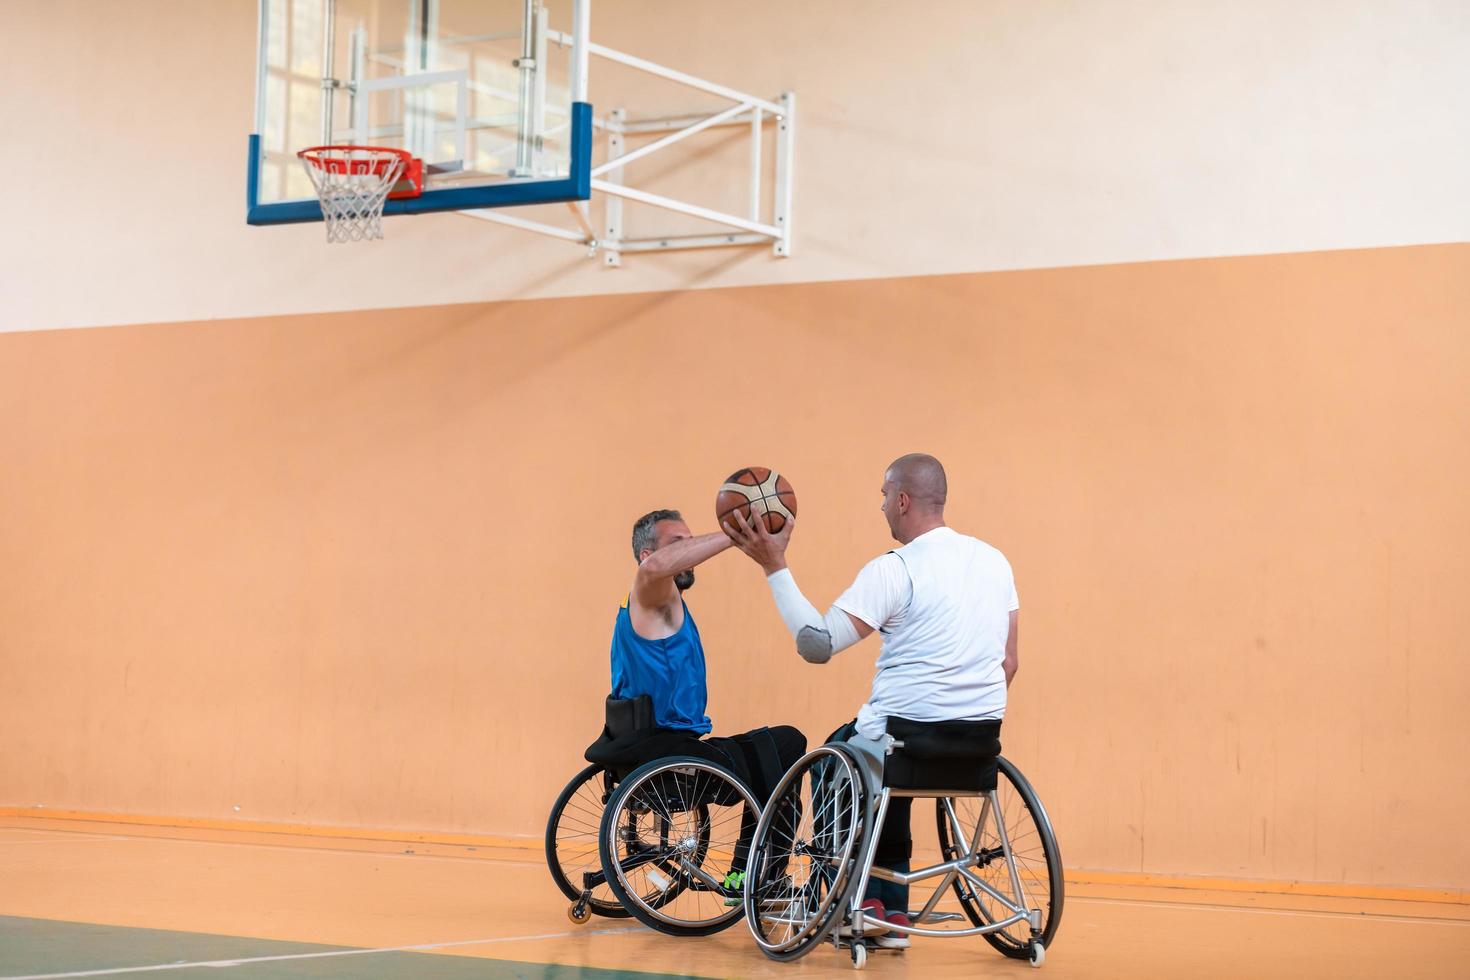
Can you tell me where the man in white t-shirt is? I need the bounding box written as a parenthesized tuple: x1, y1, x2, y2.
(723, 453, 1019, 945)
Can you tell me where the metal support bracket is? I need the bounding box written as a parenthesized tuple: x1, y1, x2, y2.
(451, 16, 794, 265)
(602, 107, 625, 266)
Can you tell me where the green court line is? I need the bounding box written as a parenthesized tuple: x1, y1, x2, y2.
(0, 916, 714, 980)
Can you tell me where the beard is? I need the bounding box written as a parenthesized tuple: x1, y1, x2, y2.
(674, 568, 695, 592)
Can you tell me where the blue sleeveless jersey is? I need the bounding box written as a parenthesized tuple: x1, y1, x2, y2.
(611, 596, 712, 735)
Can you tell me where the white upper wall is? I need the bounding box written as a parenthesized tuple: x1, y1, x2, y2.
(1, 0, 1466, 332)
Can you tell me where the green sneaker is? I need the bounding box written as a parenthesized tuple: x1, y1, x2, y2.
(722, 870, 746, 906)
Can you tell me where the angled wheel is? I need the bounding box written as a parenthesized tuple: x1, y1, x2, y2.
(599, 755, 761, 936)
(545, 764, 628, 918)
(935, 756, 1063, 957)
(744, 744, 869, 961)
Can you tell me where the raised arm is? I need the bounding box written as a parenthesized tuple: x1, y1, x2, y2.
(632, 531, 733, 610)
(723, 510, 878, 663)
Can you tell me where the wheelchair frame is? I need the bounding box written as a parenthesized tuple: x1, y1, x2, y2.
(743, 737, 1062, 969)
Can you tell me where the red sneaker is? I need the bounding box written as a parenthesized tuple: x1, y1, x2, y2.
(873, 910, 912, 949)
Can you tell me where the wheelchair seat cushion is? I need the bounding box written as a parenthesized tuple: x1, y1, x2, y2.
(883, 717, 1002, 792)
(585, 727, 748, 799)
(583, 693, 661, 775)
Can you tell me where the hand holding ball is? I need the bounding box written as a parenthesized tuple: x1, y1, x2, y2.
(716, 467, 798, 536)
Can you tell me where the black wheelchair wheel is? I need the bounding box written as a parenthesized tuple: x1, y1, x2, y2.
(545, 764, 629, 919)
(599, 755, 761, 937)
(744, 745, 868, 962)
(935, 755, 1064, 957)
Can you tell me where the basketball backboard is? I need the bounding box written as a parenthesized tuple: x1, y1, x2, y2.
(247, 0, 591, 224)
(247, 0, 795, 261)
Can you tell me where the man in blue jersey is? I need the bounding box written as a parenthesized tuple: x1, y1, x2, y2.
(590, 508, 807, 900)
(601, 508, 805, 783)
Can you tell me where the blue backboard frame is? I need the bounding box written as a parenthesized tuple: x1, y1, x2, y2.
(246, 101, 593, 226)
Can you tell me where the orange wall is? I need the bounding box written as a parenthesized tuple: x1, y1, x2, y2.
(2, 243, 1467, 889)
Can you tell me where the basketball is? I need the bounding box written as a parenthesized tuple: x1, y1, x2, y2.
(716, 467, 799, 534)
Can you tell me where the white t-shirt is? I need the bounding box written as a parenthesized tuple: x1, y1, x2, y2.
(832, 526, 1018, 739)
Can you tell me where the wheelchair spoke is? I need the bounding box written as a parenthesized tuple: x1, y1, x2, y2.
(548, 766, 626, 915)
(601, 757, 761, 933)
(744, 746, 866, 959)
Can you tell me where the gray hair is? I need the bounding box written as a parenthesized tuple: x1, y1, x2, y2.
(632, 509, 683, 560)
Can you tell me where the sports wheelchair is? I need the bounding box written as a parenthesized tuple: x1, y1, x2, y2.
(741, 718, 1063, 969)
(544, 697, 777, 937)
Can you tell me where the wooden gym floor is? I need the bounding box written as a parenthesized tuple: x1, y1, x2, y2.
(1, 816, 1466, 979)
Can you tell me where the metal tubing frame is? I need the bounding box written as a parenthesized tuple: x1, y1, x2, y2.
(955, 862, 1031, 912)
(458, 207, 587, 242)
(601, 107, 624, 266)
(773, 91, 795, 257)
(591, 179, 782, 238)
(347, 26, 365, 139)
(914, 864, 960, 924)
(878, 907, 1030, 940)
(617, 233, 771, 252)
(835, 771, 1038, 943)
(567, 201, 594, 239)
(871, 853, 993, 888)
(512, 0, 538, 176)
(545, 31, 782, 115)
(569, 0, 589, 103)
(679, 857, 734, 894)
(586, 40, 784, 116)
(533, 4, 549, 165)
(319, 0, 338, 144)
(845, 788, 891, 938)
(539, 20, 793, 261)
(617, 110, 761, 135)
(748, 107, 762, 221)
(252, 0, 268, 136)
(880, 787, 1033, 940)
(990, 784, 1030, 909)
(589, 101, 751, 178)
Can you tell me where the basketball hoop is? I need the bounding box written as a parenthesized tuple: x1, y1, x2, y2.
(297, 146, 423, 243)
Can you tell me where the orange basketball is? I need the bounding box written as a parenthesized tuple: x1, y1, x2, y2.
(716, 467, 799, 534)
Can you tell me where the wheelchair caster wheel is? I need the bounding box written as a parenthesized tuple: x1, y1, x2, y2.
(567, 901, 592, 924)
(850, 941, 867, 969)
(1028, 941, 1046, 967)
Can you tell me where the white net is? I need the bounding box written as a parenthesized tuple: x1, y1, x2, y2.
(297, 147, 410, 244)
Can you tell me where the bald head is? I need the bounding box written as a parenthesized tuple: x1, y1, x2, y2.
(886, 453, 947, 510)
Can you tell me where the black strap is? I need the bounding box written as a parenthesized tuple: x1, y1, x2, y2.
(730, 727, 784, 801)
